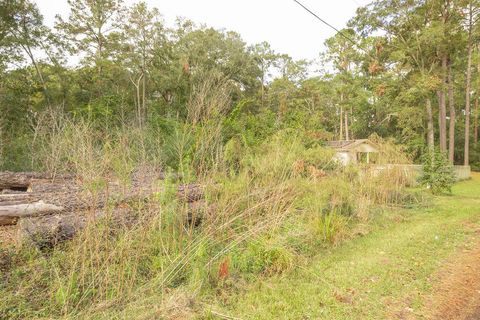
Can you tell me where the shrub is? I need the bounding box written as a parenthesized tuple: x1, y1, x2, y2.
(419, 149, 456, 194)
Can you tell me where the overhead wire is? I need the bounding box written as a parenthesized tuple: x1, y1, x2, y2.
(292, 0, 375, 60)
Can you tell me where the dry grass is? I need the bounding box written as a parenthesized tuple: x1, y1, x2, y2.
(0, 85, 420, 319)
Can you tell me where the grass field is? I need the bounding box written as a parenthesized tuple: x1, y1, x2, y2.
(211, 173, 480, 319)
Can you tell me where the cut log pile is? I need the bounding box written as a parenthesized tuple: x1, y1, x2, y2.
(0, 171, 205, 248)
(0, 171, 73, 190)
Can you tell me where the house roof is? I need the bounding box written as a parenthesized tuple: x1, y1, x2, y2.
(326, 139, 378, 152)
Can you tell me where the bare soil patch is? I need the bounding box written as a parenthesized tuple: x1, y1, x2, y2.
(426, 233, 480, 320)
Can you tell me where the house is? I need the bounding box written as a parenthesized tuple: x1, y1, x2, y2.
(326, 139, 379, 165)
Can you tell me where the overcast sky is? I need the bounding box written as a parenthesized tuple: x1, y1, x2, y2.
(35, 0, 370, 61)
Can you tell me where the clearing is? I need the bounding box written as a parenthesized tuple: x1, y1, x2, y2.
(213, 173, 480, 319)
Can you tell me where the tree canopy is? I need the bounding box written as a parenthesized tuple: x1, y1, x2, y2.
(1, 0, 479, 170)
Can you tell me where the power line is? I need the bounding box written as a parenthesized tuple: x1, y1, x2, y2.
(292, 0, 375, 60)
(292, 0, 358, 46)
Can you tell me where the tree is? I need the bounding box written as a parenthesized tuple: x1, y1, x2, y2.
(463, 0, 479, 166)
(0, 0, 52, 101)
(324, 29, 363, 140)
(475, 44, 480, 144)
(172, 25, 261, 118)
(352, 0, 449, 158)
(433, 0, 455, 154)
(252, 42, 278, 108)
(56, 0, 124, 73)
(120, 2, 164, 127)
(447, 59, 456, 162)
(431, 0, 463, 163)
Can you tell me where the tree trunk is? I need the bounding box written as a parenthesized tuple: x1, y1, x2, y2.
(142, 52, 147, 125)
(130, 74, 144, 128)
(339, 106, 343, 140)
(439, 54, 448, 153)
(339, 93, 344, 140)
(345, 110, 350, 141)
(22, 44, 50, 103)
(350, 106, 354, 140)
(475, 97, 479, 145)
(0, 172, 202, 226)
(19, 207, 133, 249)
(448, 60, 455, 163)
(427, 98, 435, 155)
(137, 76, 142, 128)
(475, 44, 480, 145)
(464, 3, 473, 166)
(96, 27, 103, 76)
(142, 72, 146, 126)
(261, 63, 265, 109)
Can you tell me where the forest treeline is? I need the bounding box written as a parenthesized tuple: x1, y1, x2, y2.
(0, 0, 479, 170)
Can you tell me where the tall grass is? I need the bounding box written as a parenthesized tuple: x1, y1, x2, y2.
(0, 85, 421, 319)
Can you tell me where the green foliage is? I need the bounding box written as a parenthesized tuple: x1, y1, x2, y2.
(321, 178, 355, 216)
(161, 123, 195, 173)
(2, 0, 480, 168)
(312, 210, 348, 244)
(235, 240, 294, 275)
(470, 143, 480, 172)
(419, 150, 456, 194)
(223, 136, 243, 175)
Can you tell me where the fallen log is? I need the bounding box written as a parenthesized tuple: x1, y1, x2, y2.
(0, 186, 204, 226)
(19, 213, 83, 248)
(0, 172, 72, 190)
(28, 180, 81, 193)
(0, 169, 204, 228)
(17, 200, 211, 249)
(0, 201, 65, 225)
(0, 192, 89, 211)
(0, 193, 40, 204)
(12, 199, 209, 249)
(0, 172, 45, 189)
(19, 208, 135, 249)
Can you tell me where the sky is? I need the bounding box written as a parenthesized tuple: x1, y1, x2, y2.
(35, 0, 370, 62)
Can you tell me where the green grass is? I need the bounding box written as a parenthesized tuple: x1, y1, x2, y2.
(212, 173, 480, 319)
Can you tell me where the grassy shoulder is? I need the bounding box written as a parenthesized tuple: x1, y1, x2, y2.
(210, 173, 480, 319)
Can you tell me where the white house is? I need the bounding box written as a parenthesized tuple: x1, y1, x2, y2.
(326, 139, 379, 165)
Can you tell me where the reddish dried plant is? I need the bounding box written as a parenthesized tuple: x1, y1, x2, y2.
(218, 257, 230, 280)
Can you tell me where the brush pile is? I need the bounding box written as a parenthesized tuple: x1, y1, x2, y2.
(0, 171, 203, 247)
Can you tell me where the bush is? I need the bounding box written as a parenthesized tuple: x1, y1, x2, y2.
(419, 149, 456, 194)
